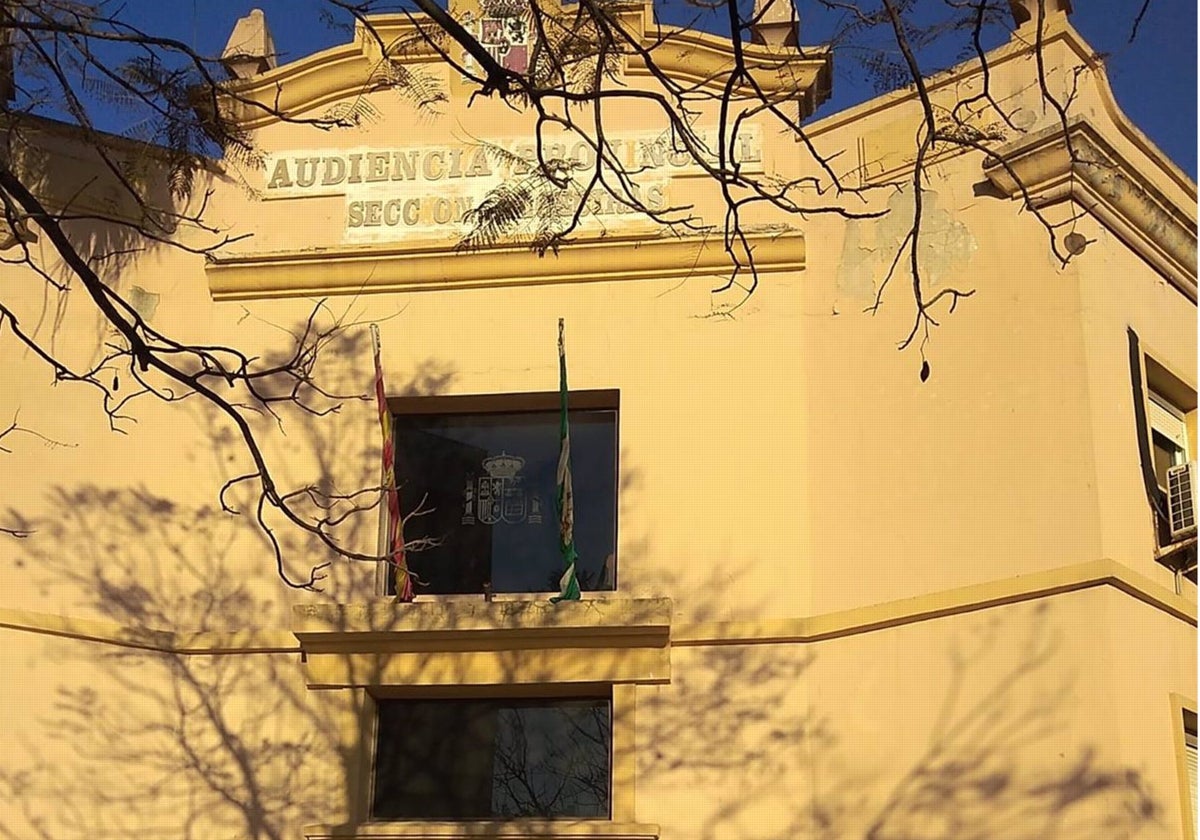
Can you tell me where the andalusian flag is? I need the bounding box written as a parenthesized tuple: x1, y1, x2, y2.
(551, 318, 582, 603)
(370, 324, 414, 602)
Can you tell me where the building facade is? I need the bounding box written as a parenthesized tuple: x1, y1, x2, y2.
(1, 2, 1196, 838)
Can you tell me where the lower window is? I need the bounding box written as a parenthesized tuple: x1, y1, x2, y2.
(372, 697, 612, 820)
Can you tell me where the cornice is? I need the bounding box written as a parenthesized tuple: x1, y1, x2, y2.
(673, 558, 1196, 646)
(983, 118, 1198, 301)
(217, 41, 382, 131)
(217, 6, 829, 130)
(1, 559, 1191, 655)
(0, 115, 217, 229)
(204, 229, 806, 301)
(805, 15, 1080, 141)
(293, 598, 673, 689)
(0, 607, 297, 653)
(292, 597, 671, 648)
(803, 15, 1079, 141)
(622, 31, 830, 119)
(0, 112, 217, 169)
(804, 16, 1194, 205)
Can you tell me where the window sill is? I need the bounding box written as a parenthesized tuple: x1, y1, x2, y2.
(303, 821, 660, 839)
(396, 591, 626, 604)
(292, 598, 671, 688)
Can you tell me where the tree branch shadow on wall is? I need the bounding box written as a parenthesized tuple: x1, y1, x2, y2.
(0, 347, 464, 840)
(2, 554, 1164, 840)
(638, 599, 1160, 840)
(0, 336, 1167, 840)
(857, 602, 1158, 840)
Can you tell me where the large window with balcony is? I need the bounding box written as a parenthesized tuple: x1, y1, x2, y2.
(388, 390, 618, 596)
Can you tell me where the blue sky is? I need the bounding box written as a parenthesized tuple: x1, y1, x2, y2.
(115, 1, 1199, 178)
(1069, 0, 1197, 177)
(809, 0, 1197, 179)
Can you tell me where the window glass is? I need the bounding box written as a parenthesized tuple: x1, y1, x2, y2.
(372, 698, 611, 820)
(1149, 390, 1190, 491)
(1153, 431, 1187, 490)
(393, 406, 617, 595)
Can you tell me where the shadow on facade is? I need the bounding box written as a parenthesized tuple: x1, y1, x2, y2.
(0, 343, 457, 838)
(1, 552, 1164, 840)
(0, 340, 1166, 840)
(7, 130, 232, 286)
(637, 598, 1160, 839)
(856, 604, 1158, 840)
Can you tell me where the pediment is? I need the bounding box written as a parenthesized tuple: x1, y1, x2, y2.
(205, 4, 820, 300)
(217, 3, 830, 130)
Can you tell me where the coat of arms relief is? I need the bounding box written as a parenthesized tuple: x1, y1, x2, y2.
(458, 0, 534, 76)
(461, 452, 544, 526)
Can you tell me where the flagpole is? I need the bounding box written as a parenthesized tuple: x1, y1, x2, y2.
(551, 318, 581, 603)
(370, 324, 414, 602)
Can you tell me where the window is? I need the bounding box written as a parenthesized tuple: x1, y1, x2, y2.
(1176, 699, 1199, 840)
(1149, 390, 1190, 491)
(372, 697, 612, 820)
(1130, 339, 1198, 556)
(1144, 358, 1197, 493)
(388, 391, 618, 596)
(1187, 719, 1198, 840)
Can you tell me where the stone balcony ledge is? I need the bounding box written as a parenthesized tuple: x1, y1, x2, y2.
(292, 598, 672, 689)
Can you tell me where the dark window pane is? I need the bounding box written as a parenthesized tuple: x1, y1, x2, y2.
(373, 698, 611, 820)
(392, 408, 617, 595)
(1153, 431, 1185, 490)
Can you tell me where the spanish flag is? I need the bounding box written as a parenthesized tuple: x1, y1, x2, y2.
(370, 324, 414, 602)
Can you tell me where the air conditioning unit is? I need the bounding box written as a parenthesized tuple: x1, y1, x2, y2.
(1167, 462, 1198, 539)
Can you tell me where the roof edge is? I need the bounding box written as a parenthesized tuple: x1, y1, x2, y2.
(804, 15, 1195, 204)
(216, 4, 831, 130)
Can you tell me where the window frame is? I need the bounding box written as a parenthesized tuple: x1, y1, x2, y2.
(377, 389, 621, 599)
(369, 690, 614, 822)
(1149, 389, 1190, 492)
(1171, 693, 1198, 840)
(1132, 342, 1198, 555)
(353, 683, 640, 829)
(390, 389, 620, 417)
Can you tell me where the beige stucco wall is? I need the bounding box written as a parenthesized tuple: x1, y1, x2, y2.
(646, 588, 1197, 839)
(0, 8, 1194, 840)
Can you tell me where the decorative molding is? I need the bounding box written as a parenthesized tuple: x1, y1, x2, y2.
(0, 608, 176, 652)
(217, 5, 829, 130)
(302, 821, 660, 840)
(611, 684, 638, 822)
(805, 16, 1194, 207)
(672, 558, 1197, 647)
(622, 33, 830, 120)
(293, 597, 671, 642)
(1, 560, 1190, 654)
(0, 607, 297, 653)
(293, 598, 672, 689)
(983, 118, 1197, 300)
(205, 229, 805, 301)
